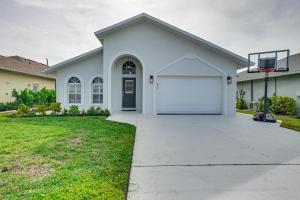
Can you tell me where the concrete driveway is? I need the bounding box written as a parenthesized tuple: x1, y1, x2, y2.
(108, 113, 300, 200)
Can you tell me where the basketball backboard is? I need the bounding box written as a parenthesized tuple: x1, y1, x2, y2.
(248, 49, 290, 73)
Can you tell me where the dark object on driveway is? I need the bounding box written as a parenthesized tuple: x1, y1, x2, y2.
(253, 111, 276, 123)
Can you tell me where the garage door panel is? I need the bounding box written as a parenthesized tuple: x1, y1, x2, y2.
(157, 76, 222, 114)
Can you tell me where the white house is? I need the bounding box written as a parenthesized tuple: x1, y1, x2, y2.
(43, 13, 248, 115)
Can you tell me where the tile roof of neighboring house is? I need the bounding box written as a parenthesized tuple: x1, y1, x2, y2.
(0, 55, 55, 79)
(237, 53, 300, 82)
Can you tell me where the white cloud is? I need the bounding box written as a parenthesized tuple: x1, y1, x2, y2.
(0, 0, 299, 65)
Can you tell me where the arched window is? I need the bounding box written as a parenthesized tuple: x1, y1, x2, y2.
(68, 77, 81, 104)
(122, 61, 136, 74)
(91, 77, 103, 104)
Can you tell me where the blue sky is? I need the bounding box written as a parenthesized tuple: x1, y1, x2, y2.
(0, 0, 299, 65)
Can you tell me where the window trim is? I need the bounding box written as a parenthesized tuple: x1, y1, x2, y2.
(65, 74, 84, 106)
(33, 84, 39, 92)
(89, 74, 104, 106)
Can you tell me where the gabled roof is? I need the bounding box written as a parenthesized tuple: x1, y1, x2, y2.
(42, 47, 102, 74)
(94, 13, 248, 67)
(237, 53, 300, 82)
(0, 55, 55, 79)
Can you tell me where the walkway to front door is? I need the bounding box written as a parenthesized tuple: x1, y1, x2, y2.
(108, 112, 300, 200)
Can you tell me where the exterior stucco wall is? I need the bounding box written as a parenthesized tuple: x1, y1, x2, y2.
(102, 21, 238, 115)
(237, 74, 300, 114)
(55, 52, 103, 110)
(0, 70, 55, 103)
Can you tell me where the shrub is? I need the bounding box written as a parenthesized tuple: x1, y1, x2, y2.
(257, 97, 272, 112)
(271, 96, 296, 115)
(87, 106, 98, 116)
(99, 110, 105, 116)
(62, 108, 68, 116)
(27, 111, 36, 117)
(17, 104, 29, 116)
(37, 104, 47, 116)
(236, 98, 248, 110)
(0, 102, 18, 111)
(37, 88, 56, 105)
(96, 107, 101, 114)
(68, 105, 80, 116)
(50, 102, 62, 114)
(12, 87, 55, 107)
(103, 109, 111, 117)
(12, 88, 35, 107)
(81, 109, 87, 116)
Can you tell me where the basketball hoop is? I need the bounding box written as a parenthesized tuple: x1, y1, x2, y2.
(247, 49, 290, 122)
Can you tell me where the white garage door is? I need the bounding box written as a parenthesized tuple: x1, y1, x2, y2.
(157, 76, 223, 114)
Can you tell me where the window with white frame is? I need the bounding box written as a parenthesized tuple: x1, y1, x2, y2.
(68, 77, 81, 104)
(91, 77, 103, 104)
(33, 84, 39, 92)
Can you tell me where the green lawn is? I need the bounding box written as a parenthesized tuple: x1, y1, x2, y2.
(237, 109, 300, 132)
(0, 114, 135, 199)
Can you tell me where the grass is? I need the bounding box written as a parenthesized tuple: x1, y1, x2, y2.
(0, 114, 135, 199)
(237, 109, 300, 132)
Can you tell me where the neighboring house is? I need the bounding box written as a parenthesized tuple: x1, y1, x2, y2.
(0, 55, 55, 103)
(237, 53, 300, 114)
(43, 13, 248, 115)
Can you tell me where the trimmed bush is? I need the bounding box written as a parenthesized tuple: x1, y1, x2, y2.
(271, 96, 296, 115)
(68, 105, 80, 116)
(87, 106, 98, 116)
(81, 109, 87, 116)
(17, 104, 29, 116)
(0, 102, 18, 111)
(103, 109, 111, 117)
(236, 98, 248, 110)
(37, 104, 47, 116)
(50, 102, 62, 114)
(96, 107, 101, 114)
(62, 108, 68, 116)
(257, 97, 272, 112)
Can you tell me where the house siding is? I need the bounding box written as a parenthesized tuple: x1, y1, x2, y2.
(102, 21, 238, 115)
(237, 74, 300, 114)
(55, 52, 103, 110)
(0, 70, 55, 103)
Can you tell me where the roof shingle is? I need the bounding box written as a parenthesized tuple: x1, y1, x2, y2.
(0, 55, 55, 79)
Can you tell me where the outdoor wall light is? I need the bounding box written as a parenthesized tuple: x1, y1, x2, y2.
(150, 75, 154, 84)
(227, 76, 232, 84)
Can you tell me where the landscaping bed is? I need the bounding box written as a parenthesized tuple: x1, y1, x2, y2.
(237, 109, 300, 132)
(0, 114, 135, 199)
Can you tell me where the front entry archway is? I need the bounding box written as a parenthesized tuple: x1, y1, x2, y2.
(110, 55, 143, 113)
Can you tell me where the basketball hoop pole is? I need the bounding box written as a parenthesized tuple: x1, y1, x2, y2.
(263, 72, 269, 121)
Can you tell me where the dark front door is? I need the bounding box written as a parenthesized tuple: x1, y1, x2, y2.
(122, 78, 136, 109)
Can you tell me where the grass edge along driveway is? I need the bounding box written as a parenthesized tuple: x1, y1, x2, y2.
(237, 109, 300, 132)
(0, 114, 135, 200)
